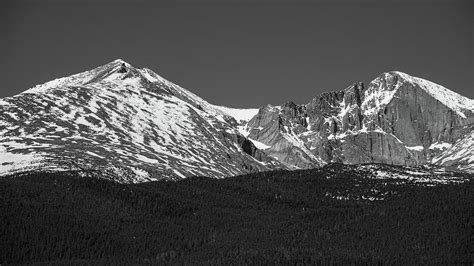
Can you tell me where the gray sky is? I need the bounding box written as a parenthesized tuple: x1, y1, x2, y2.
(1, 0, 472, 107)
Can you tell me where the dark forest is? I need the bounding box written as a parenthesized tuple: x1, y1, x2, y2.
(1, 165, 472, 264)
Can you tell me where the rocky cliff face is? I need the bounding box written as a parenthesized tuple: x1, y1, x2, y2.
(245, 71, 474, 171)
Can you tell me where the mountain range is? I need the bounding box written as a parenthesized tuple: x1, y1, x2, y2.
(0, 59, 473, 181)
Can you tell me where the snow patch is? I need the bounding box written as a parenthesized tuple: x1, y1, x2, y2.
(0, 99, 11, 106)
(172, 169, 186, 179)
(238, 125, 251, 137)
(213, 105, 259, 122)
(406, 145, 424, 151)
(0, 142, 45, 175)
(131, 167, 150, 179)
(136, 154, 159, 164)
(429, 142, 452, 150)
(248, 138, 271, 150)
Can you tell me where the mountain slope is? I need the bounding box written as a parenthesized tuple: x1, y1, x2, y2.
(0, 59, 282, 181)
(244, 71, 474, 171)
(1, 62, 472, 180)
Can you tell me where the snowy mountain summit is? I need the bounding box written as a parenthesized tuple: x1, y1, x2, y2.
(0, 60, 473, 181)
(0, 59, 282, 181)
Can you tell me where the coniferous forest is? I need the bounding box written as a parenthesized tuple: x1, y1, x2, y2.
(1, 165, 473, 264)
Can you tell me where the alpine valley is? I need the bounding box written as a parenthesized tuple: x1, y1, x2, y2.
(0, 59, 473, 181)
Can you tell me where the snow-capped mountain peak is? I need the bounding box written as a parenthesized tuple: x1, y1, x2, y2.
(23, 59, 131, 95)
(362, 71, 474, 118)
(398, 72, 474, 118)
(244, 70, 473, 172)
(0, 59, 283, 181)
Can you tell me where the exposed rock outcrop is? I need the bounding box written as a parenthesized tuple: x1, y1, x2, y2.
(244, 71, 474, 171)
